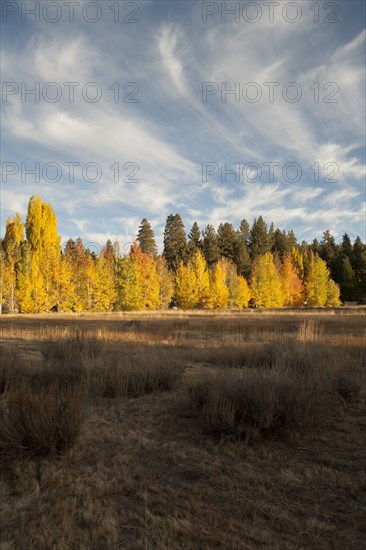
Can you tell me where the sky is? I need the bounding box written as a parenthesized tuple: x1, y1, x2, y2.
(1, 0, 365, 253)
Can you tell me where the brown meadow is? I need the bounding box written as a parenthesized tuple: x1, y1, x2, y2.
(0, 309, 365, 549)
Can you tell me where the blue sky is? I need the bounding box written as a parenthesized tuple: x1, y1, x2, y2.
(1, 0, 365, 253)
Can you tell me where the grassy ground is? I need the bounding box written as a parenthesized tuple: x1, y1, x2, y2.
(0, 310, 365, 549)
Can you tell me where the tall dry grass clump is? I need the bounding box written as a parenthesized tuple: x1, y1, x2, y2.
(189, 343, 365, 440)
(88, 349, 181, 398)
(0, 382, 87, 458)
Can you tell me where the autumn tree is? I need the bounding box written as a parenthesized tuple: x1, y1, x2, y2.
(221, 259, 250, 308)
(93, 255, 117, 311)
(2, 213, 24, 312)
(326, 279, 341, 307)
(115, 255, 144, 311)
(209, 260, 229, 309)
(130, 243, 160, 309)
(280, 254, 304, 306)
(174, 261, 197, 309)
(304, 252, 330, 306)
(291, 246, 304, 281)
(156, 256, 174, 309)
(250, 253, 284, 308)
(25, 196, 61, 311)
(190, 250, 210, 308)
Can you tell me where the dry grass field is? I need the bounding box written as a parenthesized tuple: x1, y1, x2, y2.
(0, 309, 365, 549)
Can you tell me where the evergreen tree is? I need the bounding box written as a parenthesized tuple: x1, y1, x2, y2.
(238, 219, 250, 245)
(163, 214, 187, 271)
(249, 216, 270, 259)
(338, 256, 360, 302)
(236, 219, 251, 278)
(217, 222, 238, 263)
(352, 236, 366, 296)
(319, 229, 338, 277)
(187, 222, 201, 260)
(137, 218, 158, 258)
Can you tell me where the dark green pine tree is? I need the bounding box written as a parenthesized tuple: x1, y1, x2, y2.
(217, 222, 238, 263)
(202, 224, 220, 267)
(137, 218, 158, 258)
(272, 228, 297, 259)
(163, 214, 187, 271)
(338, 256, 360, 302)
(187, 222, 202, 260)
(311, 238, 320, 255)
(268, 222, 275, 251)
(341, 233, 353, 261)
(236, 219, 251, 278)
(352, 236, 366, 297)
(248, 216, 270, 259)
(238, 219, 250, 245)
(319, 229, 338, 277)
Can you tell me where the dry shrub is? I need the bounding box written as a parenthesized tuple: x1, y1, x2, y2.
(0, 382, 87, 458)
(0, 346, 24, 393)
(42, 337, 103, 364)
(188, 344, 365, 440)
(88, 349, 181, 398)
(189, 367, 330, 439)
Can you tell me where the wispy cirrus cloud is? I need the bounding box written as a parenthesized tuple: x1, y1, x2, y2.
(1, 0, 365, 247)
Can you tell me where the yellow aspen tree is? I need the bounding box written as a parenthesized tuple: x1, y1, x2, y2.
(130, 243, 160, 310)
(25, 196, 61, 310)
(326, 279, 341, 307)
(84, 256, 98, 311)
(156, 256, 174, 309)
(3, 214, 24, 312)
(116, 256, 144, 310)
(281, 254, 304, 306)
(304, 252, 329, 306)
(219, 258, 250, 308)
(94, 255, 117, 311)
(175, 261, 198, 309)
(55, 256, 76, 312)
(210, 260, 229, 309)
(0, 249, 8, 314)
(17, 248, 47, 313)
(291, 246, 304, 281)
(250, 253, 284, 308)
(190, 250, 210, 308)
(231, 275, 251, 308)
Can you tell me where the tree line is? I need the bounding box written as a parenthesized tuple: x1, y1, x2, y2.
(0, 195, 365, 313)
